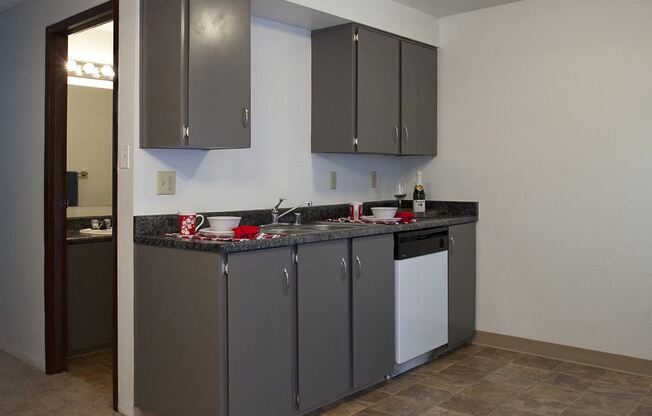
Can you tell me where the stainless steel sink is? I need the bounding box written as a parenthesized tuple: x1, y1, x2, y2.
(261, 223, 361, 236)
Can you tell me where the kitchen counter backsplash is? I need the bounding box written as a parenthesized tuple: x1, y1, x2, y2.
(134, 200, 478, 237)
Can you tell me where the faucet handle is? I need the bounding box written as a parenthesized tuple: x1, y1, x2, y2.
(273, 198, 286, 211)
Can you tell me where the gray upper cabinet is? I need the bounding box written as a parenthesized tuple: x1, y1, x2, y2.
(351, 235, 395, 389)
(357, 28, 400, 154)
(141, 0, 251, 149)
(228, 247, 295, 416)
(401, 41, 437, 156)
(312, 23, 437, 156)
(448, 223, 477, 348)
(297, 240, 351, 412)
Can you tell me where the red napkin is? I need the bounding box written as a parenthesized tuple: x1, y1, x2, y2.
(395, 212, 414, 223)
(233, 225, 260, 239)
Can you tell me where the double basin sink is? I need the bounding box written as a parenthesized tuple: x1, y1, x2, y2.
(261, 222, 367, 236)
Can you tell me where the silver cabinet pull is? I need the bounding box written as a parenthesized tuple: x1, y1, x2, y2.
(283, 268, 290, 290)
(242, 105, 250, 128)
(355, 256, 362, 279)
(402, 126, 409, 144)
(340, 258, 347, 281)
(393, 127, 399, 143)
(450, 236, 456, 255)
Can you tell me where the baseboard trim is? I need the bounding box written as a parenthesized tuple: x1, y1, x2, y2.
(473, 331, 652, 377)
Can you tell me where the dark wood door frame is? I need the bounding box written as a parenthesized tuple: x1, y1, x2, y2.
(44, 0, 119, 410)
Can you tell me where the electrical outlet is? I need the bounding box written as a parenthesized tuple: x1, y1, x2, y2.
(330, 171, 337, 190)
(157, 171, 176, 195)
(371, 171, 378, 188)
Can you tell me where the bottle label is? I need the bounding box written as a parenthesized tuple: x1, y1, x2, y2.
(414, 200, 426, 213)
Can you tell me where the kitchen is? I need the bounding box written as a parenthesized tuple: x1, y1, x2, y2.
(1, 1, 652, 416)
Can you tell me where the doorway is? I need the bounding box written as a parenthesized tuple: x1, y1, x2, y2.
(44, 1, 118, 411)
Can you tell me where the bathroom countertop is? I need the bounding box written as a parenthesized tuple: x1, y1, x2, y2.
(66, 230, 112, 245)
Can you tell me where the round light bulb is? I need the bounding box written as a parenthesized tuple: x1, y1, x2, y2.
(66, 60, 78, 72)
(82, 62, 96, 75)
(100, 65, 115, 78)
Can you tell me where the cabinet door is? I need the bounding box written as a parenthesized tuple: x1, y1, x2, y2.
(352, 235, 395, 389)
(141, 0, 186, 148)
(448, 223, 477, 347)
(188, 0, 251, 149)
(228, 247, 295, 416)
(298, 240, 350, 411)
(401, 41, 437, 156)
(357, 27, 400, 154)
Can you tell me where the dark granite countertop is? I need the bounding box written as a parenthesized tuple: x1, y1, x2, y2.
(66, 230, 113, 245)
(134, 200, 478, 255)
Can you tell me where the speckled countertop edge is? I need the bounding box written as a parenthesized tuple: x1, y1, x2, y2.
(134, 215, 478, 255)
(66, 230, 113, 245)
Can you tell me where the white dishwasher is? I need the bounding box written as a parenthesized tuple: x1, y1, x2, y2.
(394, 228, 449, 364)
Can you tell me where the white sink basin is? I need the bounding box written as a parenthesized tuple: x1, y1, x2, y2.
(79, 228, 112, 236)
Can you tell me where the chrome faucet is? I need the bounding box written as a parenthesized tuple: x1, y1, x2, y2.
(271, 198, 313, 224)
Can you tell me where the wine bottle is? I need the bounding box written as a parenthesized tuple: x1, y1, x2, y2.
(413, 171, 426, 213)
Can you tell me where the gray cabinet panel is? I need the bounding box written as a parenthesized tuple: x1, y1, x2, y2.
(311, 25, 356, 153)
(135, 246, 226, 416)
(140, 0, 186, 148)
(67, 242, 113, 353)
(298, 240, 351, 411)
(448, 223, 477, 347)
(228, 247, 295, 416)
(357, 27, 400, 154)
(401, 41, 437, 156)
(188, 0, 251, 149)
(352, 235, 395, 389)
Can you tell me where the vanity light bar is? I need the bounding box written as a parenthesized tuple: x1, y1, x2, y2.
(66, 59, 115, 81)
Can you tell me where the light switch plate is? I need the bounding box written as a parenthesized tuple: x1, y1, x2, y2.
(119, 145, 130, 169)
(157, 171, 176, 195)
(371, 171, 378, 188)
(330, 171, 337, 190)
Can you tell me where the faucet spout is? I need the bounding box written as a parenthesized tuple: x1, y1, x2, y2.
(270, 199, 313, 224)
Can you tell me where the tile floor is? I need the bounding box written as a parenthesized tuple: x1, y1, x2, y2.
(0, 348, 116, 416)
(311, 345, 652, 416)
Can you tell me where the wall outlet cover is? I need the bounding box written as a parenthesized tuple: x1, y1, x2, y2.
(330, 171, 337, 190)
(157, 171, 176, 195)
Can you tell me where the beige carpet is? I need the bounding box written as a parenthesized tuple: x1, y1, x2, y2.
(0, 349, 117, 416)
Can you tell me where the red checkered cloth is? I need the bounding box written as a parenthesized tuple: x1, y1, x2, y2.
(165, 233, 282, 242)
(327, 218, 416, 225)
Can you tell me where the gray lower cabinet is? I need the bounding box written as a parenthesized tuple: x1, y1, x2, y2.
(227, 247, 296, 416)
(135, 245, 227, 416)
(448, 223, 477, 347)
(67, 242, 113, 353)
(141, 0, 251, 149)
(297, 240, 351, 412)
(312, 23, 437, 156)
(351, 235, 395, 389)
(401, 41, 437, 156)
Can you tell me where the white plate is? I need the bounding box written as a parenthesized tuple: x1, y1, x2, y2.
(361, 216, 401, 223)
(199, 229, 235, 237)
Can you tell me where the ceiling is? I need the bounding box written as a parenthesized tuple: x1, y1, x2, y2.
(393, 0, 522, 18)
(0, 0, 23, 13)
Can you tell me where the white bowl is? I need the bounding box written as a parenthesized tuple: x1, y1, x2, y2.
(371, 207, 398, 219)
(207, 216, 241, 231)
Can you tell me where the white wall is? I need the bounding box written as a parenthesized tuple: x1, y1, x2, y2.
(134, 18, 408, 216)
(0, 0, 106, 372)
(288, 0, 439, 46)
(407, 0, 652, 360)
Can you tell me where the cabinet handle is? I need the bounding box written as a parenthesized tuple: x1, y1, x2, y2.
(355, 256, 362, 279)
(402, 126, 409, 144)
(450, 236, 456, 255)
(393, 127, 399, 143)
(340, 258, 347, 281)
(283, 268, 290, 290)
(242, 106, 250, 128)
